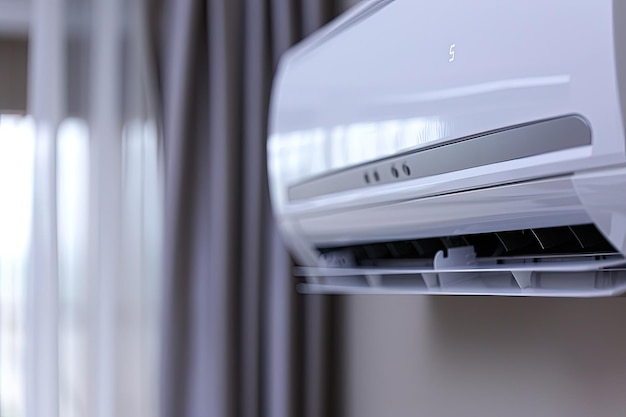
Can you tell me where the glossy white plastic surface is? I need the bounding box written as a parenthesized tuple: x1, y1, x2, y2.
(267, 0, 626, 296)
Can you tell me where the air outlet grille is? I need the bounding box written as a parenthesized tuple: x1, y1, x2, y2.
(317, 224, 617, 266)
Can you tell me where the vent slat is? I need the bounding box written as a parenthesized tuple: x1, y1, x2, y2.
(495, 230, 536, 253)
(530, 227, 576, 250)
(569, 224, 613, 250)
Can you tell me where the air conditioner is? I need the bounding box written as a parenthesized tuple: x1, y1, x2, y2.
(267, 0, 626, 296)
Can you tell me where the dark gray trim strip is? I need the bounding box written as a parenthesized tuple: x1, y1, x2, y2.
(288, 115, 591, 201)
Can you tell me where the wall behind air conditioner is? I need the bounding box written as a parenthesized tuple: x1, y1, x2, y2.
(337, 2, 626, 416)
(340, 296, 626, 417)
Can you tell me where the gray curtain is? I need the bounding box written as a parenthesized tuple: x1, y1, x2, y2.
(154, 1, 341, 416)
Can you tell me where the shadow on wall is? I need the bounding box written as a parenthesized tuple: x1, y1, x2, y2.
(342, 295, 626, 417)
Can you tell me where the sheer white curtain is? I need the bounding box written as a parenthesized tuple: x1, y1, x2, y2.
(0, 0, 162, 416)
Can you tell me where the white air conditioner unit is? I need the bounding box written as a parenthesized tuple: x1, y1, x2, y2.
(267, 0, 626, 296)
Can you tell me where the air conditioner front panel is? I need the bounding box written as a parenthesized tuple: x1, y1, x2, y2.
(269, 0, 625, 208)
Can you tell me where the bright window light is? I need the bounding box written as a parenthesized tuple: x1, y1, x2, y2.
(0, 115, 35, 259)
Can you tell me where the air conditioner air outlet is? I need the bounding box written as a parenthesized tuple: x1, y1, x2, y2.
(317, 223, 618, 267)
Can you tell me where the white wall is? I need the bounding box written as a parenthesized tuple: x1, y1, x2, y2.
(341, 295, 626, 417)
